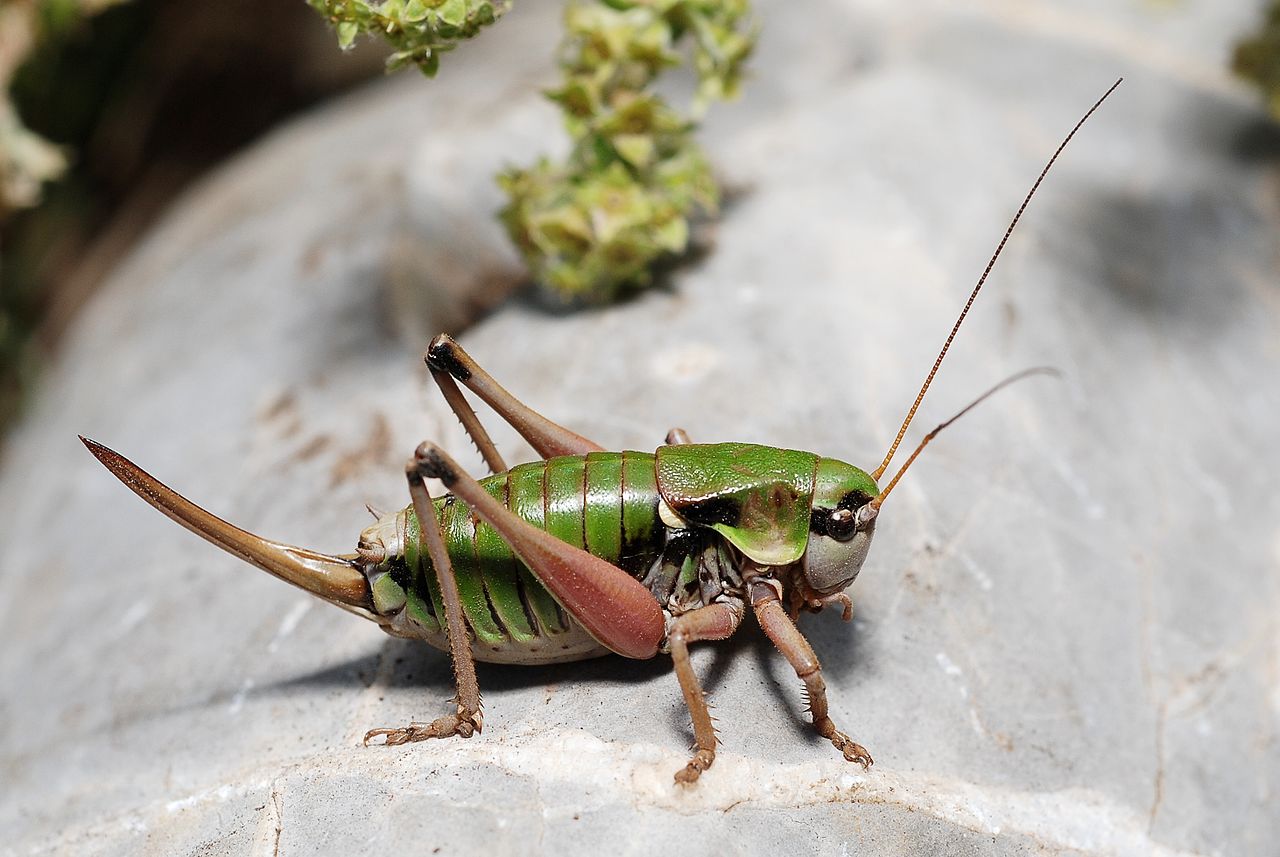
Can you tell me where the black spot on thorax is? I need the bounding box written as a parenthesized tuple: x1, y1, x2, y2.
(673, 495, 741, 528)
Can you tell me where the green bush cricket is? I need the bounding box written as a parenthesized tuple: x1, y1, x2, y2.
(82, 80, 1119, 785)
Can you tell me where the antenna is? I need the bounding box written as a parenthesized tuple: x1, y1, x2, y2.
(870, 78, 1121, 482)
(870, 367, 1060, 508)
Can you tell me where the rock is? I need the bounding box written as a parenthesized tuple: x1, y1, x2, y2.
(1, 1, 1277, 854)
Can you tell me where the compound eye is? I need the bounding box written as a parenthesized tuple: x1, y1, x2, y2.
(827, 508, 857, 541)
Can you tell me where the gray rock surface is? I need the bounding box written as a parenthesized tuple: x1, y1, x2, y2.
(2, 1, 1277, 854)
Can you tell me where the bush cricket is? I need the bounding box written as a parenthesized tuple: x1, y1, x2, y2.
(83, 79, 1119, 784)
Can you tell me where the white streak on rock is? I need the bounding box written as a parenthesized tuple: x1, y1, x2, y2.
(228, 678, 255, 716)
(164, 780, 269, 815)
(34, 734, 1197, 857)
(1183, 456, 1232, 521)
(267, 600, 311, 654)
(1049, 455, 1106, 520)
(959, 553, 995, 591)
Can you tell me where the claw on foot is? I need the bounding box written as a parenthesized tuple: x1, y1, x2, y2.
(814, 715, 873, 770)
(830, 731, 873, 769)
(805, 592, 854, 622)
(363, 712, 480, 746)
(674, 748, 715, 785)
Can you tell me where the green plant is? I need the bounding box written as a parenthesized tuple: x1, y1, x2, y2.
(1, 0, 127, 428)
(307, 0, 511, 76)
(500, 1, 753, 303)
(1234, 1, 1280, 119)
(1, 0, 124, 218)
(312, 0, 755, 304)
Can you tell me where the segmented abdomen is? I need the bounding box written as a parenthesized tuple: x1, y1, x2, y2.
(392, 451, 667, 662)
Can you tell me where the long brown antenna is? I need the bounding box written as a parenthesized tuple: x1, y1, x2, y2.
(871, 78, 1121, 481)
(870, 367, 1059, 508)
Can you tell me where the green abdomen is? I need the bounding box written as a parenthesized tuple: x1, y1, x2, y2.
(382, 451, 666, 662)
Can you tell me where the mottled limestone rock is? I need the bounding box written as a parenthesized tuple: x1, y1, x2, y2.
(2, 2, 1277, 855)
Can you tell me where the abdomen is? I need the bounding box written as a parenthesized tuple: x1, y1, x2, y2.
(389, 451, 667, 664)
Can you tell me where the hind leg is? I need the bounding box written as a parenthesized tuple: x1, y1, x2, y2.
(363, 447, 484, 745)
(426, 334, 604, 472)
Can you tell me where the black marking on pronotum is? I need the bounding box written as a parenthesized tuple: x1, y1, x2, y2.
(673, 495, 741, 528)
(426, 337, 473, 382)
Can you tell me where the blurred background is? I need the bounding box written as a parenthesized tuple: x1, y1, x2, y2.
(1, 0, 388, 430)
(1, 2, 1278, 854)
(3, 0, 1279, 438)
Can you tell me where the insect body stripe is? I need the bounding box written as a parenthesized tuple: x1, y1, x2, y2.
(401, 454, 668, 645)
(620, 451, 664, 574)
(506, 460, 565, 633)
(584, 453, 624, 564)
(545, 456, 589, 550)
(476, 474, 538, 643)
(399, 509, 445, 634)
(542, 457, 587, 630)
(440, 494, 505, 645)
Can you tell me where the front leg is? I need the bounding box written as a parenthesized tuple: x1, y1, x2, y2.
(364, 449, 484, 746)
(750, 580, 873, 769)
